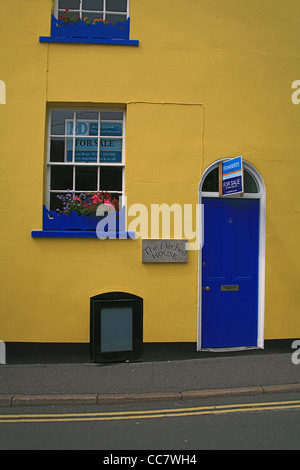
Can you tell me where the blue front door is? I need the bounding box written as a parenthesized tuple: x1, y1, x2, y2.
(201, 197, 259, 348)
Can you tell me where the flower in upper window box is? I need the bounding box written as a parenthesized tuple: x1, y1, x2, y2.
(58, 9, 110, 27)
(92, 18, 110, 26)
(58, 9, 80, 25)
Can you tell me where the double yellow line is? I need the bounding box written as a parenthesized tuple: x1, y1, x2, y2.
(0, 400, 300, 424)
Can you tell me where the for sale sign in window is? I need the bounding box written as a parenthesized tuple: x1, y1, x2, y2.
(66, 120, 122, 163)
(220, 156, 244, 196)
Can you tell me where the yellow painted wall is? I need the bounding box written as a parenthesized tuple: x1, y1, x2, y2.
(0, 0, 299, 343)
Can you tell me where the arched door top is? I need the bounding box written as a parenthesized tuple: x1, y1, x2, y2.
(200, 159, 265, 196)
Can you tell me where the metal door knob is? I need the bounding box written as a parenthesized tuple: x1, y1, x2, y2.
(205, 286, 210, 292)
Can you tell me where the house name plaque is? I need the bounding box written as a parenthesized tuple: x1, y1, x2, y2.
(142, 239, 188, 263)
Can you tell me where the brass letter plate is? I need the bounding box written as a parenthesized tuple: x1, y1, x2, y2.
(221, 285, 239, 291)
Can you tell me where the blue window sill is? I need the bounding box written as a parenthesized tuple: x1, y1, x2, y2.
(39, 36, 139, 46)
(31, 230, 135, 238)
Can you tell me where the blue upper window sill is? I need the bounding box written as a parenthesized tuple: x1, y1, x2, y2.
(31, 230, 135, 239)
(39, 37, 139, 45)
(39, 15, 139, 46)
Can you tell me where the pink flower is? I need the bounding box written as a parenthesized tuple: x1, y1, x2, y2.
(91, 194, 101, 204)
(104, 199, 114, 206)
(73, 197, 81, 202)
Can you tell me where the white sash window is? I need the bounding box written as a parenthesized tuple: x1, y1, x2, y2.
(47, 108, 125, 212)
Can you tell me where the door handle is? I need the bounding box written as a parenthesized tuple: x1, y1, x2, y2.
(205, 286, 210, 292)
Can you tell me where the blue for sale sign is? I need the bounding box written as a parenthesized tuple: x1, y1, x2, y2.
(221, 156, 244, 196)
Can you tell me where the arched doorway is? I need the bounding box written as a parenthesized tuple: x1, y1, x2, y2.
(198, 160, 266, 350)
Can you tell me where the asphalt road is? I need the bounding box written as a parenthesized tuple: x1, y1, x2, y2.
(1, 393, 300, 450)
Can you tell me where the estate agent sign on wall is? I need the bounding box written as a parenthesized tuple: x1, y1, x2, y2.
(142, 240, 188, 263)
(219, 156, 244, 196)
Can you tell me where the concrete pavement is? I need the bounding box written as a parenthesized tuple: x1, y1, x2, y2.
(0, 345, 299, 406)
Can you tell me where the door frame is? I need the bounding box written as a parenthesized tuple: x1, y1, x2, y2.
(197, 160, 266, 351)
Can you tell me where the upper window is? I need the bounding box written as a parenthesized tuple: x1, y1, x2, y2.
(56, 0, 129, 26)
(47, 108, 125, 212)
(40, 0, 138, 45)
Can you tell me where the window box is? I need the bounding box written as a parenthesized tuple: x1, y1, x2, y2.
(31, 205, 135, 238)
(52, 14, 129, 40)
(39, 15, 139, 45)
(42, 205, 108, 231)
